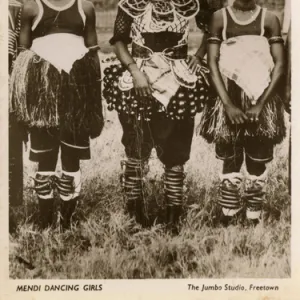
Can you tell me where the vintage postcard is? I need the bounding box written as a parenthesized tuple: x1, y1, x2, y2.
(0, 0, 299, 299)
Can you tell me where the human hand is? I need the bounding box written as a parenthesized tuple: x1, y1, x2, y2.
(224, 104, 248, 124)
(246, 103, 264, 122)
(131, 69, 153, 97)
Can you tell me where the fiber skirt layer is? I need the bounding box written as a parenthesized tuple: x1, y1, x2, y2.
(198, 80, 286, 145)
(103, 64, 210, 120)
(9, 50, 104, 139)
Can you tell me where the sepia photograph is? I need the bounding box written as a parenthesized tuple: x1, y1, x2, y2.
(6, 0, 292, 281)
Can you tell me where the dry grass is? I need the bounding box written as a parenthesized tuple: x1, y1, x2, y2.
(9, 111, 291, 279)
(9, 32, 291, 279)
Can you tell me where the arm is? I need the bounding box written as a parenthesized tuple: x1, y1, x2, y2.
(189, 0, 221, 72)
(246, 13, 285, 119)
(114, 43, 153, 97)
(194, 0, 212, 59)
(82, 0, 98, 48)
(112, 8, 152, 97)
(82, 1, 101, 80)
(18, 0, 38, 50)
(194, 0, 209, 59)
(285, 25, 291, 112)
(188, 32, 208, 73)
(258, 13, 284, 107)
(208, 11, 248, 124)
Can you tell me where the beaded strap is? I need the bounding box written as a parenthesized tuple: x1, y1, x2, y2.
(132, 42, 188, 60)
(207, 36, 222, 44)
(268, 36, 284, 45)
(88, 45, 100, 52)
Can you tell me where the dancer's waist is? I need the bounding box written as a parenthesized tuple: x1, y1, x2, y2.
(132, 41, 188, 61)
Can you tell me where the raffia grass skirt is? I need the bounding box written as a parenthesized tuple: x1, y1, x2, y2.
(9, 50, 104, 139)
(198, 79, 286, 145)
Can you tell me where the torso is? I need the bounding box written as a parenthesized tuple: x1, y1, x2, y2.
(120, 0, 199, 50)
(32, 0, 86, 40)
(222, 5, 267, 40)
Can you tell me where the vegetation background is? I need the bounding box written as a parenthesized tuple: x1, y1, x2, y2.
(9, 0, 290, 279)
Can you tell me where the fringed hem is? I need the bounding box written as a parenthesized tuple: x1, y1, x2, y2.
(102, 63, 209, 120)
(10, 50, 104, 137)
(198, 95, 286, 145)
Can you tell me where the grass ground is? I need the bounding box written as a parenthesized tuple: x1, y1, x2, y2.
(9, 31, 291, 279)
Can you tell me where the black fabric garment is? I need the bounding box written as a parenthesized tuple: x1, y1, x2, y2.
(118, 112, 195, 168)
(109, 7, 133, 45)
(30, 127, 91, 163)
(32, 0, 85, 40)
(225, 7, 264, 39)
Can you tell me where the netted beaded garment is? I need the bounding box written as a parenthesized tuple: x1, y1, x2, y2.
(103, 0, 220, 120)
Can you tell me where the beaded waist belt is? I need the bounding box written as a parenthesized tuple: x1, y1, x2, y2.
(132, 42, 188, 61)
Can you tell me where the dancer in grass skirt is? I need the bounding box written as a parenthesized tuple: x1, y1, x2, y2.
(103, 0, 222, 233)
(198, 0, 286, 226)
(10, 0, 103, 230)
(9, 0, 25, 233)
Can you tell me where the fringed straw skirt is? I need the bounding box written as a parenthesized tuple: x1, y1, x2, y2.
(198, 79, 286, 145)
(9, 50, 104, 140)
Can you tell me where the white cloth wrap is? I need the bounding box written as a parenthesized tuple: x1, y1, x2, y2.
(30, 33, 89, 74)
(219, 35, 274, 104)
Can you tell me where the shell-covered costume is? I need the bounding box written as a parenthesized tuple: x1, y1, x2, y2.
(103, 0, 215, 120)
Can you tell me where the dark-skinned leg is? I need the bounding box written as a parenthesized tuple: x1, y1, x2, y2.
(244, 155, 267, 223)
(244, 138, 273, 224)
(57, 146, 81, 230)
(217, 143, 244, 225)
(30, 128, 59, 230)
